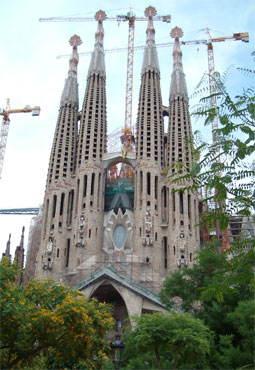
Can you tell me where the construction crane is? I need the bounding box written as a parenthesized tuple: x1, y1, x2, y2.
(0, 208, 40, 215)
(56, 32, 249, 60)
(40, 7, 171, 179)
(204, 30, 248, 139)
(185, 29, 249, 250)
(0, 99, 40, 179)
(87, 31, 247, 160)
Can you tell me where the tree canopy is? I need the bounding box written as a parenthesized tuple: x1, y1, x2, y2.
(0, 257, 114, 369)
(122, 311, 212, 370)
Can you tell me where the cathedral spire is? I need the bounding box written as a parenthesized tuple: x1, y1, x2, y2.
(60, 35, 81, 106)
(142, 6, 160, 74)
(46, 35, 80, 186)
(88, 10, 106, 77)
(6, 233, 11, 255)
(2, 233, 11, 259)
(19, 226, 25, 248)
(77, 10, 107, 166)
(169, 27, 188, 101)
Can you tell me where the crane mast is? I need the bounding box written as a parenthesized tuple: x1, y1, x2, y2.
(0, 99, 40, 179)
(124, 11, 135, 134)
(118, 6, 170, 179)
(118, 9, 136, 178)
(202, 29, 249, 251)
(206, 28, 219, 141)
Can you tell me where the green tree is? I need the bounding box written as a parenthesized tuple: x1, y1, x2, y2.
(0, 257, 114, 369)
(190, 77, 255, 218)
(161, 67, 255, 368)
(173, 70, 255, 251)
(160, 246, 254, 368)
(122, 311, 212, 370)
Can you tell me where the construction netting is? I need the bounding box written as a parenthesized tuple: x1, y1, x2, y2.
(105, 177, 134, 213)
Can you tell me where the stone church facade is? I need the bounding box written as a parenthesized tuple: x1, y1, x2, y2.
(26, 7, 200, 319)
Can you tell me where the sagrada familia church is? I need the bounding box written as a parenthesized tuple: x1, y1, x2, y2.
(4, 7, 202, 331)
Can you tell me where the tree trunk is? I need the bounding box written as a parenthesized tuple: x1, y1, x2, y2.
(154, 347, 162, 370)
(173, 354, 179, 370)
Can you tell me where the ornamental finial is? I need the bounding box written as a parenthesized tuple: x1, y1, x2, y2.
(69, 35, 82, 48)
(170, 27, 183, 39)
(145, 6, 157, 17)
(68, 35, 81, 73)
(95, 10, 106, 21)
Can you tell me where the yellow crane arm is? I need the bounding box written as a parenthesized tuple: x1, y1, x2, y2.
(210, 32, 249, 43)
(0, 106, 40, 120)
(0, 103, 40, 178)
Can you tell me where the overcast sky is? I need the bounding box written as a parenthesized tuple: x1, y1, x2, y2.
(0, 0, 254, 258)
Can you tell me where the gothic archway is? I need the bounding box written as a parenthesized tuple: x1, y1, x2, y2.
(91, 282, 130, 339)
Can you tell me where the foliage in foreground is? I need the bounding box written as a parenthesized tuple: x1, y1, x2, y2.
(0, 257, 114, 369)
(122, 311, 212, 370)
(172, 73, 255, 252)
(191, 80, 254, 219)
(160, 244, 254, 369)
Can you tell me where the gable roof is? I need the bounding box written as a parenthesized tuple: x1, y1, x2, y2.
(76, 266, 165, 309)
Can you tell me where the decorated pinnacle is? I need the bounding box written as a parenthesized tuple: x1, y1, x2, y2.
(68, 35, 81, 73)
(142, 5, 160, 74)
(95, 10, 106, 21)
(170, 27, 183, 39)
(87, 10, 106, 77)
(145, 6, 157, 17)
(69, 35, 82, 48)
(169, 26, 188, 100)
(60, 35, 80, 105)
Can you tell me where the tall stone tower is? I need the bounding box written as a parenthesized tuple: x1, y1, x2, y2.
(33, 8, 199, 314)
(134, 7, 165, 289)
(166, 27, 200, 269)
(35, 33, 81, 280)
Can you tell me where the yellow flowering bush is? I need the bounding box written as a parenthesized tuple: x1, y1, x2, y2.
(0, 257, 114, 369)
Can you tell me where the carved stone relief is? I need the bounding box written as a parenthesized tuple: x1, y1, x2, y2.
(76, 214, 86, 248)
(142, 210, 153, 246)
(103, 209, 134, 254)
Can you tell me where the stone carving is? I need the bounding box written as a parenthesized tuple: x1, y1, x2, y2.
(103, 209, 134, 254)
(176, 256, 189, 268)
(46, 237, 54, 255)
(42, 259, 53, 270)
(143, 211, 153, 246)
(179, 232, 185, 253)
(79, 214, 85, 233)
(76, 214, 86, 248)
